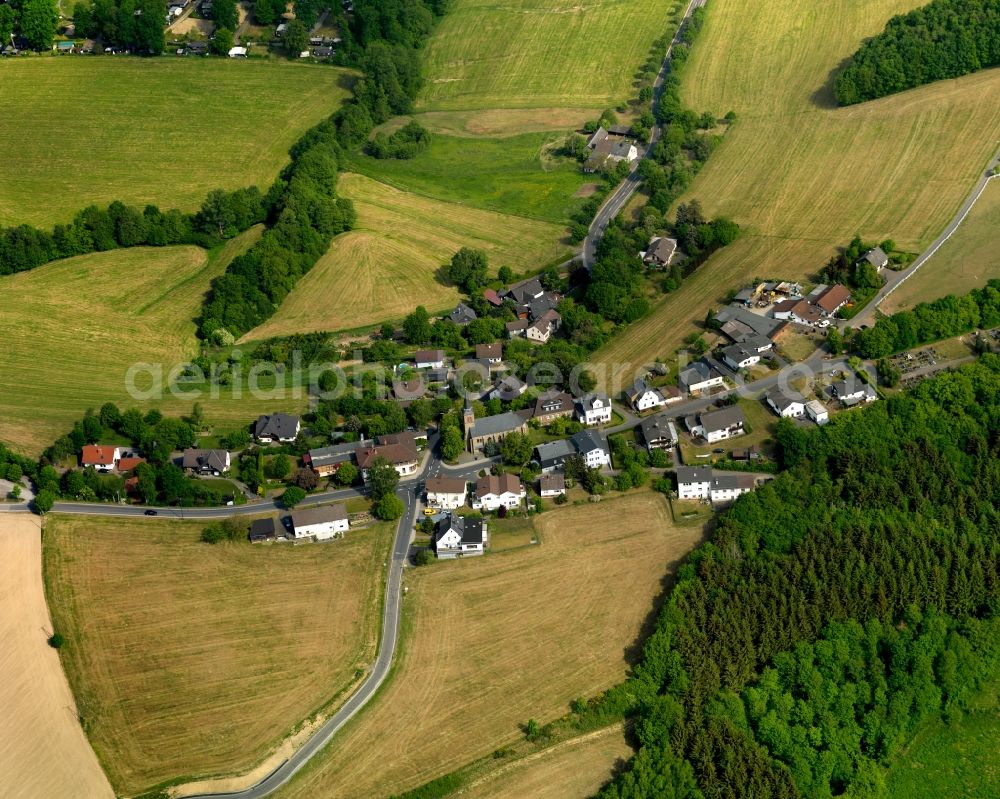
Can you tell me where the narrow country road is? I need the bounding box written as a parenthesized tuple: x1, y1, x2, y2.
(848, 147, 1000, 329)
(582, 0, 707, 271)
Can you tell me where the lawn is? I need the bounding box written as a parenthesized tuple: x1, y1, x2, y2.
(0, 59, 352, 227)
(592, 0, 1000, 389)
(887, 689, 1000, 799)
(883, 180, 1000, 314)
(242, 173, 573, 341)
(418, 0, 678, 112)
(0, 227, 310, 458)
(43, 514, 393, 796)
(346, 130, 588, 223)
(272, 492, 704, 799)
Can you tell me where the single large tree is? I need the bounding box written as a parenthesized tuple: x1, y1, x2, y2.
(283, 18, 309, 58)
(366, 456, 399, 501)
(20, 0, 57, 50)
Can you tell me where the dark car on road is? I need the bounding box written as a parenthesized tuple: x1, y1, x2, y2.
(144, 509, 158, 516)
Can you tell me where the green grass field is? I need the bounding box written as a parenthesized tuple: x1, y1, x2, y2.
(590, 0, 1000, 388)
(0, 59, 351, 227)
(346, 131, 588, 223)
(418, 0, 678, 112)
(0, 228, 308, 457)
(242, 173, 573, 341)
(883, 181, 1000, 313)
(887, 689, 1000, 799)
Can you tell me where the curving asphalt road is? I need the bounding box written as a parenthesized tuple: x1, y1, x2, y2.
(582, 0, 707, 271)
(848, 147, 1000, 330)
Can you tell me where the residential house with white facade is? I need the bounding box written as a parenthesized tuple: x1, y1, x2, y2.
(80, 444, 120, 473)
(765, 388, 806, 418)
(625, 378, 667, 413)
(685, 406, 746, 444)
(425, 476, 468, 510)
(291, 505, 350, 541)
(473, 474, 526, 511)
(639, 414, 678, 451)
(572, 428, 611, 468)
(434, 515, 487, 559)
(254, 413, 301, 443)
(538, 473, 566, 498)
(679, 362, 726, 395)
(576, 392, 613, 426)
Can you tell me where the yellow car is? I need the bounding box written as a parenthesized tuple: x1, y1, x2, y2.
(423, 507, 437, 516)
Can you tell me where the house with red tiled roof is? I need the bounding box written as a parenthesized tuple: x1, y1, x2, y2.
(80, 444, 120, 473)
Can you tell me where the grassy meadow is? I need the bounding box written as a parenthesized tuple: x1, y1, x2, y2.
(0, 59, 351, 227)
(418, 0, 678, 112)
(43, 514, 393, 796)
(883, 180, 1000, 313)
(0, 228, 310, 457)
(242, 173, 573, 340)
(886, 689, 1000, 798)
(273, 492, 703, 799)
(591, 0, 1000, 387)
(346, 130, 588, 223)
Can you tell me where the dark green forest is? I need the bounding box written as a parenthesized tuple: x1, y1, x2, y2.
(589, 356, 1000, 798)
(835, 0, 1000, 104)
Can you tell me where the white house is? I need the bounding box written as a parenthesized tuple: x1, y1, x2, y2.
(677, 467, 755, 505)
(473, 474, 526, 511)
(355, 435, 420, 479)
(679, 362, 726, 395)
(686, 406, 747, 444)
(476, 342, 503, 364)
(291, 505, 350, 541)
(425, 476, 467, 510)
(639, 414, 678, 451)
(805, 399, 829, 425)
(721, 343, 761, 371)
(572, 429, 612, 468)
(708, 473, 756, 506)
(414, 349, 446, 369)
(538, 473, 566, 498)
(254, 413, 301, 443)
(81, 444, 120, 473)
(625, 378, 666, 413)
(677, 466, 712, 500)
(575, 393, 613, 426)
(831, 379, 878, 407)
(181, 448, 231, 475)
(434, 515, 487, 559)
(765, 388, 806, 418)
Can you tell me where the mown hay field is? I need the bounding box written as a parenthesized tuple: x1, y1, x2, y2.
(273, 492, 703, 799)
(883, 181, 1000, 314)
(43, 514, 393, 796)
(0, 228, 309, 457)
(418, 0, 678, 112)
(243, 173, 573, 340)
(591, 0, 1000, 387)
(0, 514, 114, 799)
(458, 724, 633, 799)
(0, 59, 351, 227)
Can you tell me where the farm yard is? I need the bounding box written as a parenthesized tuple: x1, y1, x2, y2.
(0, 228, 311, 457)
(882, 181, 1000, 313)
(273, 492, 704, 799)
(242, 173, 573, 340)
(0, 514, 114, 799)
(0, 59, 351, 227)
(418, 0, 678, 112)
(592, 0, 1000, 387)
(43, 514, 393, 796)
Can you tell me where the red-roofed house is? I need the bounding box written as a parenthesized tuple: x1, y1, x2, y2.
(484, 288, 503, 307)
(813, 284, 852, 316)
(81, 445, 120, 473)
(117, 456, 146, 473)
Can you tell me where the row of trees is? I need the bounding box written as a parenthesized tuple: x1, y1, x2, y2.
(835, 0, 1000, 105)
(590, 357, 1000, 798)
(0, 186, 265, 275)
(854, 278, 1000, 358)
(197, 0, 447, 340)
(1, 0, 59, 51)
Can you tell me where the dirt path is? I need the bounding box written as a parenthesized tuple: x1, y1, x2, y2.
(0, 514, 114, 799)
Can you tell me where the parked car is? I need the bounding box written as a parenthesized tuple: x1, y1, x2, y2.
(144, 509, 158, 516)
